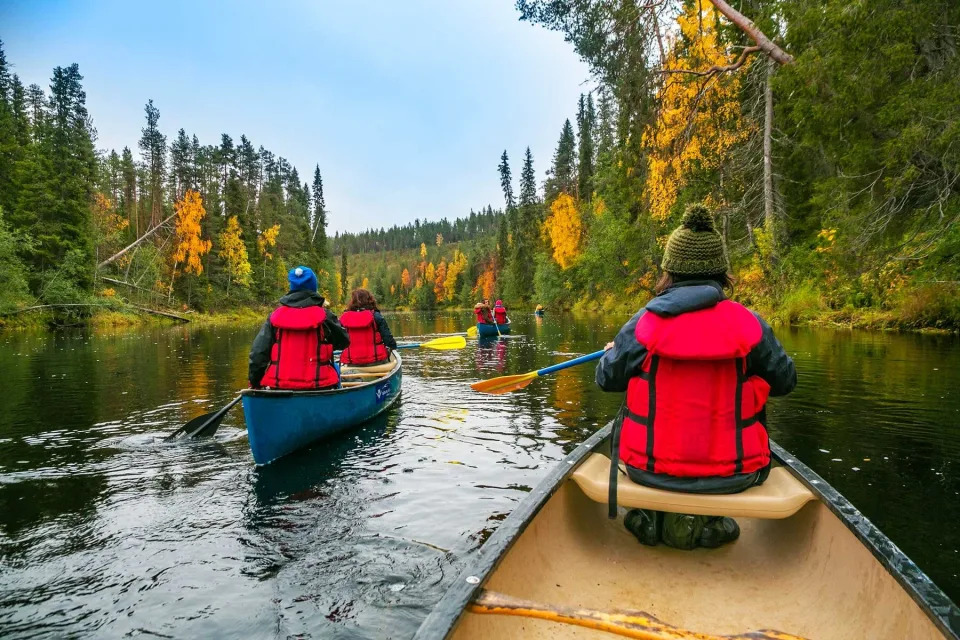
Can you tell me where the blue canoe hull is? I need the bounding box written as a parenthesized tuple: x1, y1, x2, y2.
(241, 353, 402, 465)
(476, 322, 510, 337)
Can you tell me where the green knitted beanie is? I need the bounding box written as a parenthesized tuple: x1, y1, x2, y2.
(660, 204, 730, 276)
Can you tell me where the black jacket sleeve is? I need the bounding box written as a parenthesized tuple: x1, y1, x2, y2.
(248, 318, 275, 387)
(746, 313, 797, 397)
(374, 311, 397, 349)
(596, 311, 649, 392)
(323, 311, 351, 351)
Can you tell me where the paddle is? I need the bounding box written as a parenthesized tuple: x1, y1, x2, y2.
(471, 349, 604, 395)
(466, 326, 478, 338)
(395, 335, 466, 350)
(165, 395, 242, 440)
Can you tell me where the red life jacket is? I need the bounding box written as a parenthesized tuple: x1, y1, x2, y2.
(621, 300, 771, 477)
(474, 307, 486, 323)
(340, 310, 389, 365)
(260, 305, 339, 390)
(494, 305, 507, 324)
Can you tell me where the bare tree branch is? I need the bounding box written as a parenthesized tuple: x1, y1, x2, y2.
(659, 45, 762, 76)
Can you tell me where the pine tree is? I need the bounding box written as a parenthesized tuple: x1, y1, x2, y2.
(119, 147, 138, 236)
(576, 93, 595, 200)
(311, 165, 328, 259)
(138, 99, 166, 229)
(519, 147, 537, 207)
(0, 40, 16, 216)
(545, 119, 576, 201)
(169, 128, 192, 200)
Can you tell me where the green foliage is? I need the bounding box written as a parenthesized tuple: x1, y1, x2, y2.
(0, 207, 30, 312)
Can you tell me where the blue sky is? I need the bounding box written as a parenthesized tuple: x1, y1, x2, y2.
(1, 0, 592, 233)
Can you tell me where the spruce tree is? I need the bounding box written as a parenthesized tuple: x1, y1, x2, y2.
(311, 165, 328, 260)
(545, 119, 576, 201)
(340, 245, 348, 297)
(169, 128, 192, 200)
(576, 93, 595, 200)
(498, 150, 515, 209)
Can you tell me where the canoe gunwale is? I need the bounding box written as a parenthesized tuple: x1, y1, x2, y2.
(413, 422, 612, 639)
(770, 442, 960, 639)
(241, 351, 402, 398)
(414, 421, 960, 639)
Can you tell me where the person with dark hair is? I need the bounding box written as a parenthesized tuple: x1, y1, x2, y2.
(340, 288, 397, 366)
(474, 301, 494, 324)
(249, 266, 350, 390)
(596, 203, 796, 550)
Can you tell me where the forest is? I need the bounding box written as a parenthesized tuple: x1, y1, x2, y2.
(2, 0, 960, 331)
(338, 0, 960, 329)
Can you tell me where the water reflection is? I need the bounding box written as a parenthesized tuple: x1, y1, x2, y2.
(0, 313, 957, 638)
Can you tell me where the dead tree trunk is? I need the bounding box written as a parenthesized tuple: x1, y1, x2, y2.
(763, 58, 777, 265)
(707, 0, 795, 65)
(97, 212, 175, 270)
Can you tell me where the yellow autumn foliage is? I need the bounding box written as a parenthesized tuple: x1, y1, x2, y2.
(642, 3, 752, 220)
(425, 262, 435, 287)
(401, 268, 412, 290)
(218, 216, 252, 287)
(543, 193, 582, 269)
(361, 276, 369, 290)
(173, 190, 212, 276)
(257, 224, 281, 260)
(444, 250, 468, 301)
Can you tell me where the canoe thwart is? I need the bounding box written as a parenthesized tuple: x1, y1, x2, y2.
(572, 453, 815, 519)
(468, 589, 808, 640)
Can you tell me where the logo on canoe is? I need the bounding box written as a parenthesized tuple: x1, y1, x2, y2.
(375, 381, 392, 404)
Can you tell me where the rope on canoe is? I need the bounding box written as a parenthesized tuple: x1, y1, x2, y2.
(468, 589, 808, 640)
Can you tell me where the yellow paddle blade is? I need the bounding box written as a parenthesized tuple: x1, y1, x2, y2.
(470, 371, 538, 395)
(420, 335, 467, 350)
(466, 326, 478, 338)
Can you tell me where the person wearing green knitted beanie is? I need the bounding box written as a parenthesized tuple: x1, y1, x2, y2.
(596, 202, 797, 551)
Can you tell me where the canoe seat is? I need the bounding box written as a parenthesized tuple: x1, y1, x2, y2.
(571, 453, 815, 519)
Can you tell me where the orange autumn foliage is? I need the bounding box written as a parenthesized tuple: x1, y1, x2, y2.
(434, 259, 447, 301)
(401, 268, 412, 290)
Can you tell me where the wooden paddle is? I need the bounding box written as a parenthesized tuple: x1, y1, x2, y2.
(471, 350, 604, 395)
(469, 589, 807, 640)
(395, 335, 466, 350)
(165, 395, 242, 440)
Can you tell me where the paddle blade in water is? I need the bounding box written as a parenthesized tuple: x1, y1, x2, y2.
(420, 335, 467, 350)
(466, 326, 478, 338)
(470, 372, 538, 395)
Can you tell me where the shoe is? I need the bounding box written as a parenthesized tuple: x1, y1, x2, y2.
(660, 512, 704, 550)
(624, 509, 662, 546)
(699, 516, 740, 548)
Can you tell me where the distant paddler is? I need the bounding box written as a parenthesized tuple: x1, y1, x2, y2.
(534, 304, 544, 316)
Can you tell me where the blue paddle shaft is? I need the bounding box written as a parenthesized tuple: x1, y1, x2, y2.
(396, 343, 419, 349)
(535, 350, 605, 377)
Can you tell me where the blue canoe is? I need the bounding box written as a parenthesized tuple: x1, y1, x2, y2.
(476, 321, 510, 337)
(240, 352, 402, 465)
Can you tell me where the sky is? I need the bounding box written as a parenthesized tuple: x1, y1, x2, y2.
(0, 0, 593, 234)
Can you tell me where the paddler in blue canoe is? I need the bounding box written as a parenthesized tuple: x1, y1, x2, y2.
(248, 266, 350, 390)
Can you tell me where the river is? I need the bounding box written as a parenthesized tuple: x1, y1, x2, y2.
(0, 311, 958, 638)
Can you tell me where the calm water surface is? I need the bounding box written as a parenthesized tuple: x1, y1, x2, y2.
(1, 312, 958, 638)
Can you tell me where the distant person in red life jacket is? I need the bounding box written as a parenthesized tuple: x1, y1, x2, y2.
(340, 288, 397, 366)
(474, 301, 494, 324)
(493, 299, 508, 324)
(596, 204, 796, 551)
(248, 266, 350, 390)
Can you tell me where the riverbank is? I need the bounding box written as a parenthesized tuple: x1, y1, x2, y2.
(0, 305, 269, 332)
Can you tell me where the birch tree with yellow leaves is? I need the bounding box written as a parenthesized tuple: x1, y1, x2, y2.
(170, 190, 212, 301)
(218, 216, 251, 292)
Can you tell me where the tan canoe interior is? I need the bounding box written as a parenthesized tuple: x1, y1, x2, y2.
(450, 453, 942, 640)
